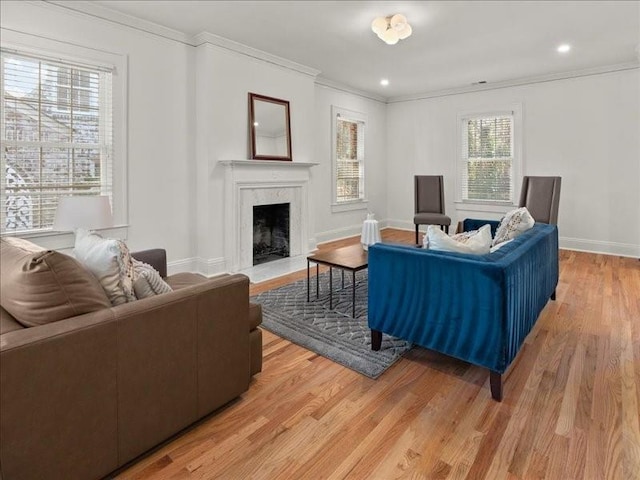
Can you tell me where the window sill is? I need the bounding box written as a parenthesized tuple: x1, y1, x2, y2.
(1, 225, 129, 251)
(454, 201, 517, 214)
(331, 200, 369, 213)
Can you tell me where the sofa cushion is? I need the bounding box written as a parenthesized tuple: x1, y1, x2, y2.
(132, 259, 172, 299)
(0, 237, 111, 327)
(1, 307, 24, 334)
(427, 224, 492, 255)
(74, 229, 136, 306)
(493, 207, 535, 246)
(165, 272, 209, 290)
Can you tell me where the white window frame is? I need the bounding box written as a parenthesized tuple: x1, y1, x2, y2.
(331, 105, 368, 213)
(0, 30, 128, 249)
(455, 104, 523, 210)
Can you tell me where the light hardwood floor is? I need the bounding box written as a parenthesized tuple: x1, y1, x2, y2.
(118, 229, 640, 480)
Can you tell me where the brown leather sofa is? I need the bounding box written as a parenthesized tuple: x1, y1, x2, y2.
(0, 246, 262, 480)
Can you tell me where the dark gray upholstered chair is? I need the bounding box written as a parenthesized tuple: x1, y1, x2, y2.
(519, 176, 562, 225)
(413, 175, 451, 244)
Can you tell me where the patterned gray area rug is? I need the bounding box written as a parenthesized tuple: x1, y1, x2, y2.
(251, 270, 412, 379)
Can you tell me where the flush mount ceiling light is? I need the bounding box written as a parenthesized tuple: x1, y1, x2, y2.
(371, 14, 412, 45)
(557, 44, 571, 53)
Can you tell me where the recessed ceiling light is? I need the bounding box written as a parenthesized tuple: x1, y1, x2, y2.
(557, 44, 571, 53)
(380, 79, 389, 86)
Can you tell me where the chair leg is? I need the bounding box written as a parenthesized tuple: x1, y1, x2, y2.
(415, 225, 419, 245)
(445, 225, 449, 234)
(490, 371, 503, 402)
(371, 330, 382, 351)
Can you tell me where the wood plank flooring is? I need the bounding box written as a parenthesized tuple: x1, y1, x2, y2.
(117, 229, 640, 480)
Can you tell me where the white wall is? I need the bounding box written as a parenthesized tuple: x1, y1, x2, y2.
(387, 69, 640, 256)
(313, 85, 388, 243)
(194, 43, 318, 273)
(1, 1, 196, 265)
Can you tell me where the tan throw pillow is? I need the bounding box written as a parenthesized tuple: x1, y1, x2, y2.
(0, 237, 111, 327)
(132, 259, 172, 299)
(493, 207, 535, 246)
(73, 229, 136, 306)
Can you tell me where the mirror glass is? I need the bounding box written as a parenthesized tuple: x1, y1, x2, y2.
(249, 93, 292, 161)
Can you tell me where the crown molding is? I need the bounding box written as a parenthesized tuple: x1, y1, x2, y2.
(43, 1, 192, 45)
(192, 32, 320, 78)
(39, 1, 321, 78)
(315, 76, 387, 104)
(387, 61, 640, 104)
(28, 2, 640, 102)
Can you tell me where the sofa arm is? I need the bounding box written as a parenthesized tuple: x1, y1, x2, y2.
(368, 243, 506, 372)
(131, 248, 167, 278)
(109, 273, 252, 462)
(1, 308, 119, 480)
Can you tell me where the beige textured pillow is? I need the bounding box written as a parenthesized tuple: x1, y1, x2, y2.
(132, 259, 172, 299)
(73, 229, 136, 306)
(493, 207, 535, 246)
(0, 237, 111, 327)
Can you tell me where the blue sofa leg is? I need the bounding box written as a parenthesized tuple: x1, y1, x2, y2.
(371, 330, 382, 351)
(490, 371, 503, 402)
(551, 289, 556, 301)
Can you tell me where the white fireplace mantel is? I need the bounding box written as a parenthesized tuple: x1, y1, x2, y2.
(221, 159, 318, 273)
(219, 159, 318, 168)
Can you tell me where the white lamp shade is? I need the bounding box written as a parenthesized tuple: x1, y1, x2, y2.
(53, 196, 114, 231)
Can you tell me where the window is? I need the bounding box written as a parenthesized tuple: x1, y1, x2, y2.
(458, 108, 521, 204)
(1, 50, 113, 234)
(332, 106, 366, 207)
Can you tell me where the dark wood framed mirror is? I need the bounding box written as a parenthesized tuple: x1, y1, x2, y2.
(249, 93, 292, 161)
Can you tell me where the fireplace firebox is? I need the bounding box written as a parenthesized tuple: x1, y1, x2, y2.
(253, 203, 290, 266)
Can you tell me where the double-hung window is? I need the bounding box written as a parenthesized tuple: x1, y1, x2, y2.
(1, 50, 113, 234)
(332, 106, 366, 206)
(458, 108, 521, 204)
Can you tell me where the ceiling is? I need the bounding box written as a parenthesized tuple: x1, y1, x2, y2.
(80, 1, 638, 98)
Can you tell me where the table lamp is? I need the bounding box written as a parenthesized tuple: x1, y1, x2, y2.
(52, 195, 114, 233)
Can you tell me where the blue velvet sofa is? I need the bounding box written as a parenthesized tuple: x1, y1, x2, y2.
(368, 219, 559, 401)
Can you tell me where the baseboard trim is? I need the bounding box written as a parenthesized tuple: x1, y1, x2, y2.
(168, 257, 227, 276)
(167, 257, 199, 276)
(559, 237, 640, 258)
(315, 220, 390, 245)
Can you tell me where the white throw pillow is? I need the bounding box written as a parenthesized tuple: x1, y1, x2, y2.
(132, 259, 172, 299)
(73, 229, 136, 306)
(427, 224, 492, 255)
(493, 207, 535, 246)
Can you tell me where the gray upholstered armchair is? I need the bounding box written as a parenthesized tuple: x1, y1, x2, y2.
(413, 175, 451, 244)
(519, 176, 562, 224)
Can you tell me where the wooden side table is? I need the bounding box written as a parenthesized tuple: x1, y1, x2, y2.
(306, 244, 368, 318)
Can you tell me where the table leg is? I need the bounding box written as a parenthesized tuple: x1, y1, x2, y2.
(352, 270, 356, 318)
(329, 267, 333, 309)
(316, 264, 319, 298)
(307, 260, 310, 302)
(342, 269, 345, 289)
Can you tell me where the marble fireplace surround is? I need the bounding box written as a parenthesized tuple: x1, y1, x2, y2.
(221, 160, 317, 273)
